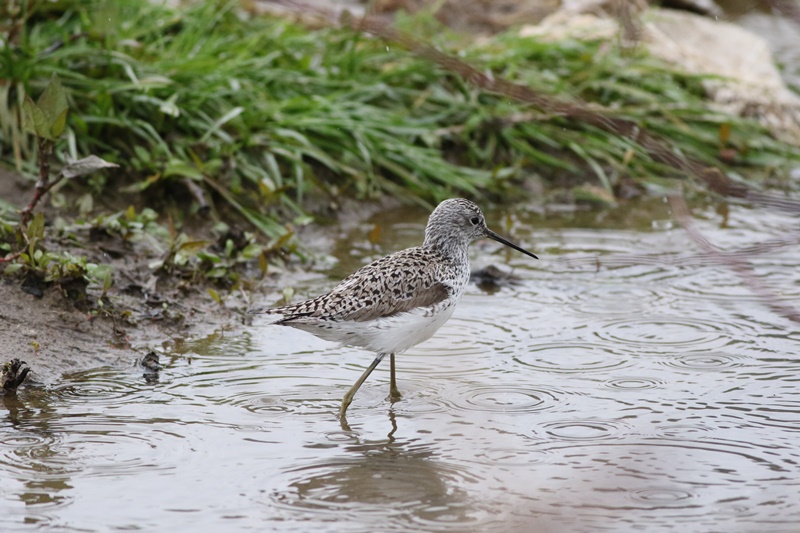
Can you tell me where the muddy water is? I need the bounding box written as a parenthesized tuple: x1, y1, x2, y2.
(3, 196, 800, 532)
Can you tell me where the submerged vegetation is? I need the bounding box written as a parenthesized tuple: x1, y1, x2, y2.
(1, 0, 799, 308)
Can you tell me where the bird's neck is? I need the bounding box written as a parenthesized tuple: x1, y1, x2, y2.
(422, 236, 470, 265)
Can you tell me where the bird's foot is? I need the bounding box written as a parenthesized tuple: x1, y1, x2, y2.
(339, 394, 353, 420)
(387, 386, 402, 403)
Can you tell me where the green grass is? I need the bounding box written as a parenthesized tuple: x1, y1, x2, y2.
(465, 32, 799, 183)
(2, 0, 799, 237)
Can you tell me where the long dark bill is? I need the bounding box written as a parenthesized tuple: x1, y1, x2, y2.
(486, 228, 538, 259)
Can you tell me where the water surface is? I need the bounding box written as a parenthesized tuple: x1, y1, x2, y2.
(2, 197, 800, 532)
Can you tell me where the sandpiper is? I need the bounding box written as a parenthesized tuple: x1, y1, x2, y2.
(257, 198, 538, 419)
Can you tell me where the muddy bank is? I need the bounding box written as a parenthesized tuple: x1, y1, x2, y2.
(0, 167, 407, 387)
(0, 167, 231, 386)
(0, 281, 168, 386)
(0, 249, 245, 387)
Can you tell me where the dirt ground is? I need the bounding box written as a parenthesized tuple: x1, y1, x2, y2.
(0, 257, 246, 389)
(0, 168, 245, 387)
(0, 279, 186, 385)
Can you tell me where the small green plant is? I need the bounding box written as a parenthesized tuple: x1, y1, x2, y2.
(150, 223, 293, 287)
(3, 75, 117, 242)
(92, 206, 168, 243)
(4, 210, 114, 305)
(19, 75, 69, 227)
(1, 74, 118, 307)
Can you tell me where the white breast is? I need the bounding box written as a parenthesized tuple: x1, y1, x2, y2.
(359, 299, 458, 354)
(292, 297, 459, 355)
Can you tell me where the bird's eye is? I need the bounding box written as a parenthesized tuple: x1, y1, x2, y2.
(470, 216, 480, 225)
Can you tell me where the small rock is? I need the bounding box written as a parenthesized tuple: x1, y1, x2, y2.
(471, 265, 523, 293)
(138, 351, 162, 372)
(2, 359, 30, 392)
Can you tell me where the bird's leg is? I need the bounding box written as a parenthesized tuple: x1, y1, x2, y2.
(389, 353, 402, 402)
(340, 353, 386, 419)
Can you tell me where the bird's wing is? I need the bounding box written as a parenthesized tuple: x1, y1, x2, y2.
(271, 247, 452, 323)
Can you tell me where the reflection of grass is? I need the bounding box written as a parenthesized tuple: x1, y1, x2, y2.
(2, 0, 798, 235)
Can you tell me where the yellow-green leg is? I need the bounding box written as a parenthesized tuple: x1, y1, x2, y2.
(339, 353, 386, 419)
(389, 353, 402, 402)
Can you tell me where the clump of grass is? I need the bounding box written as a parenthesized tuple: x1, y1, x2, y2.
(3, 0, 499, 229)
(455, 31, 799, 191)
(2, 0, 798, 238)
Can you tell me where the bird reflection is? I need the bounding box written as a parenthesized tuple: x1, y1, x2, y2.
(278, 409, 475, 527)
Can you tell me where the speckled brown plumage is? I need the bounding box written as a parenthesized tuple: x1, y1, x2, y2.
(268, 247, 457, 323)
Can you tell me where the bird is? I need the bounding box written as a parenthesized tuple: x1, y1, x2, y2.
(256, 198, 538, 419)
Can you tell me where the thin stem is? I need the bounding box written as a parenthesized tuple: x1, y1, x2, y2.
(20, 137, 60, 227)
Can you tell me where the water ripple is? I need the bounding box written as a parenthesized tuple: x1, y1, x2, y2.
(541, 419, 629, 441)
(411, 316, 515, 365)
(509, 440, 799, 527)
(669, 262, 800, 304)
(0, 429, 75, 520)
(225, 390, 294, 414)
(654, 423, 714, 438)
(49, 368, 155, 405)
(0, 432, 72, 477)
(592, 316, 730, 353)
(603, 376, 666, 391)
(567, 285, 671, 317)
(627, 486, 696, 506)
(658, 352, 750, 372)
(444, 384, 571, 414)
(513, 342, 632, 374)
(470, 447, 556, 467)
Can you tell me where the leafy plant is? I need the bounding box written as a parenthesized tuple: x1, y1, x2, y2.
(1, 74, 117, 308)
(93, 206, 168, 243)
(149, 223, 293, 288)
(4, 211, 113, 303)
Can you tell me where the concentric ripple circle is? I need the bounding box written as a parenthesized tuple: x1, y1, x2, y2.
(411, 316, 516, 363)
(567, 285, 671, 317)
(659, 352, 750, 372)
(513, 343, 631, 374)
(49, 369, 152, 404)
(603, 376, 666, 391)
(670, 265, 800, 304)
(628, 487, 695, 506)
(0, 433, 70, 476)
(224, 388, 309, 414)
(50, 382, 134, 403)
(445, 384, 571, 414)
(655, 423, 714, 438)
(592, 316, 729, 353)
(541, 419, 628, 441)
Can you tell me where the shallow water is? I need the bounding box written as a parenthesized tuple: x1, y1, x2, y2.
(3, 197, 800, 532)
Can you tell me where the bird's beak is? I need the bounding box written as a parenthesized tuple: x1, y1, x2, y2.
(486, 228, 538, 259)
